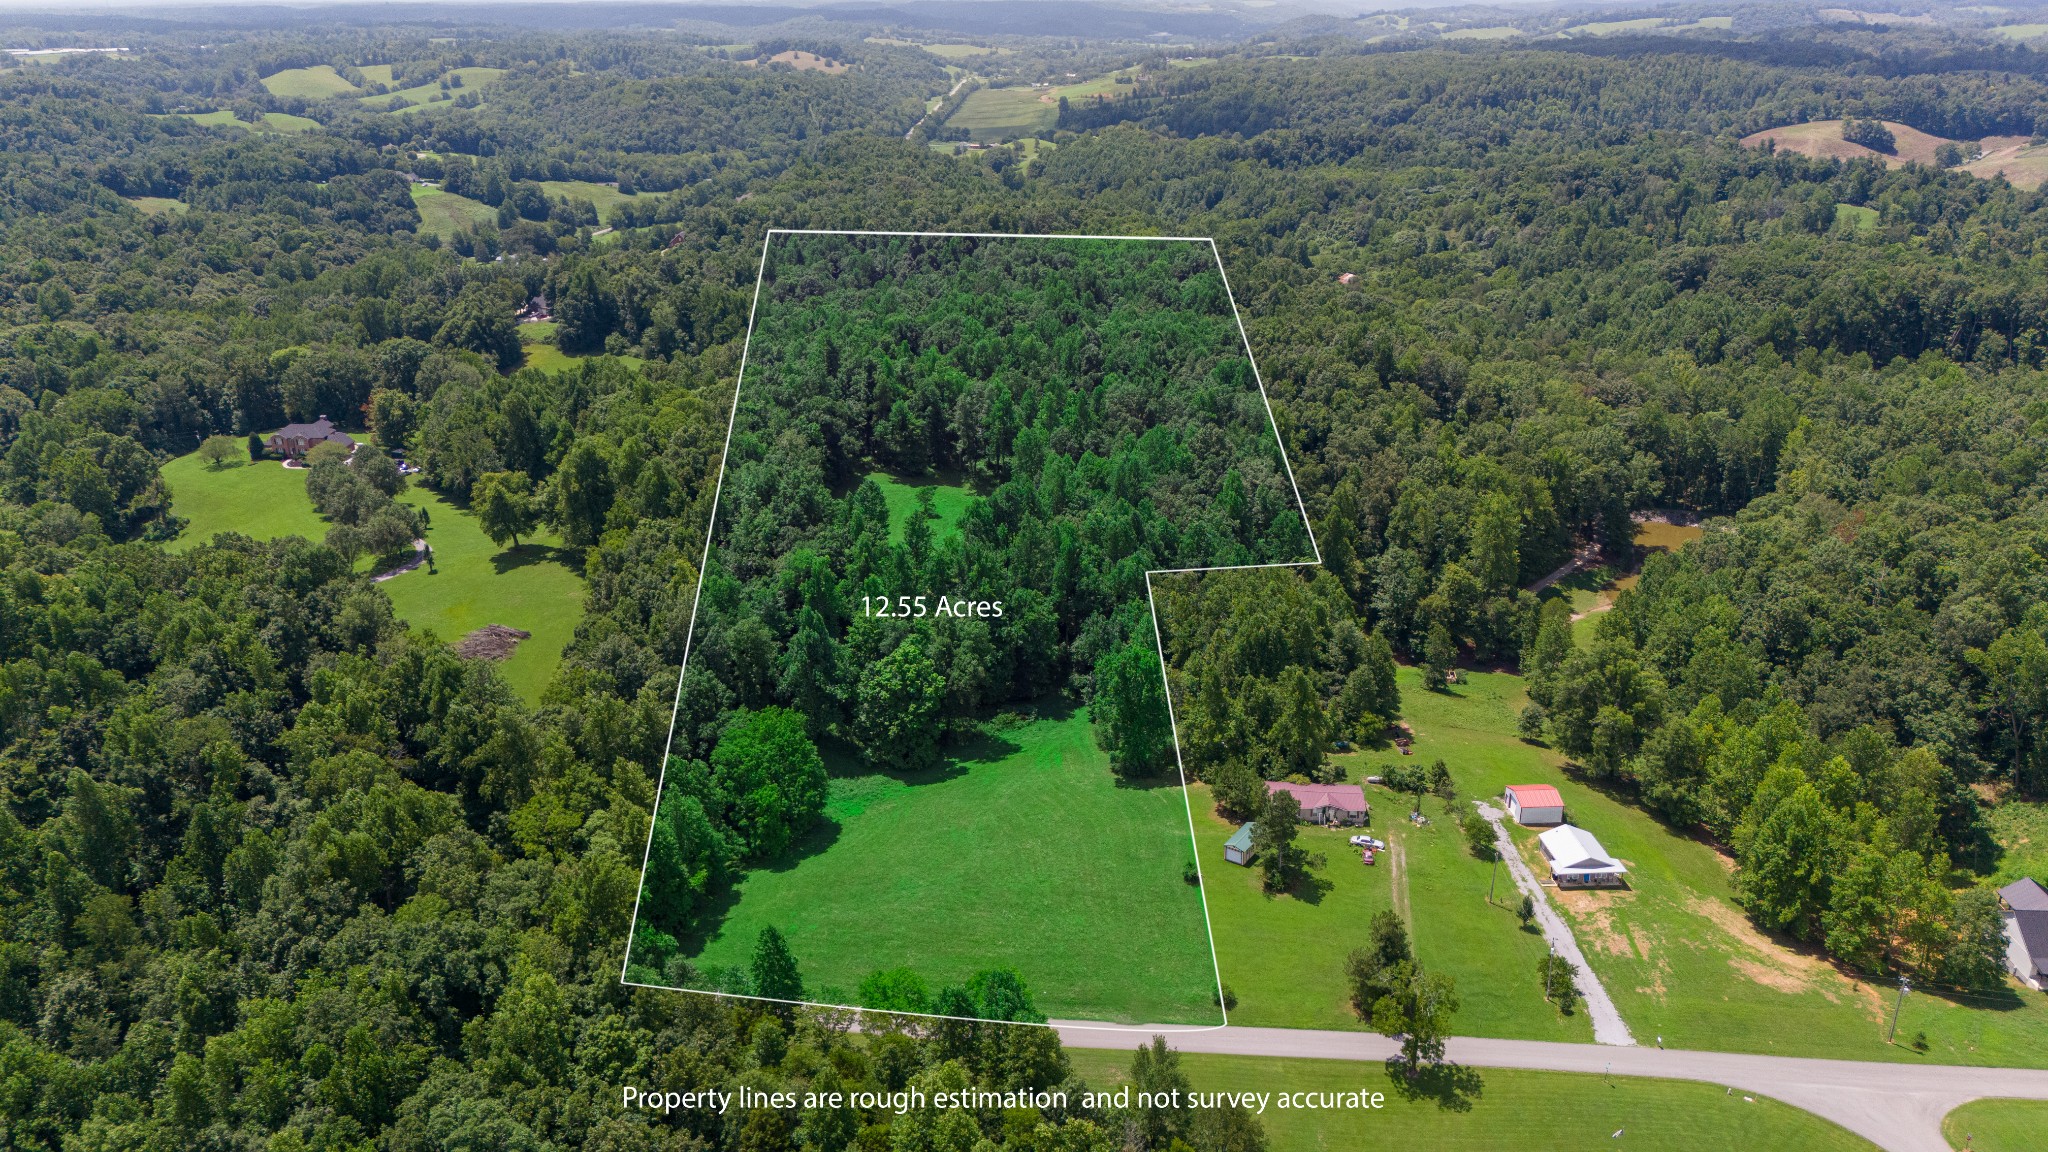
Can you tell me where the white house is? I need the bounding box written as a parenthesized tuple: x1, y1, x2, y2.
(1504, 783, 1565, 826)
(1537, 824, 1627, 888)
(2000, 877, 2048, 991)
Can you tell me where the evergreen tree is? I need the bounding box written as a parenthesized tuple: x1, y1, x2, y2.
(751, 926, 805, 1003)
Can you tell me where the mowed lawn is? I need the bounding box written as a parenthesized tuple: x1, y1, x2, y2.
(870, 472, 976, 543)
(162, 447, 325, 550)
(1941, 1098, 2048, 1151)
(161, 443, 582, 704)
(1379, 665, 2048, 1067)
(683, 707, 1222, 1025)
(1066, 1049, 1880, 1152)
(383, 487, 584, 704)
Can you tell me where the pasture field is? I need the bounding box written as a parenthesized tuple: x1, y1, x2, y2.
(680, 707, 1222, 1025)
(409, 185, 495, 240)
(1066, 1049, 1881, 1152)
(154, 109, 318, 132)
(1992, 22, 2048, 37)
(367, 65, 507, 110)
(1444, 25, 1522, 39)
(946, 70, 1135, 140)
(1568, 16, 1673, 34)
(125, 196, 188, 215)
(869, 472, 975, 543)
(259, 65, 358, 98)
(1836, 203, 1880, 230)
(537, 179, 641, 223)
(1375, 665, 2048, 1067)
(742, 50, 845, 73)
(1741, 120, 1955, 166)
(1940, 1098, 2048, 1151)
(382, 487, 584, 704)
(357, 64, 396, 87)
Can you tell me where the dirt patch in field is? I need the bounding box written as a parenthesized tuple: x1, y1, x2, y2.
(455, 624, 531, 661)
(1554, 887, 1639, 958)
(1688, 896, 1834, 994)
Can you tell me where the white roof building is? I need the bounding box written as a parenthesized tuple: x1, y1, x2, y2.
(1537, 824, 1628, 888)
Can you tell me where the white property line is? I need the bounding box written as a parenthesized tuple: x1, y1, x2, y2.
(623, 230, 1326, 1037)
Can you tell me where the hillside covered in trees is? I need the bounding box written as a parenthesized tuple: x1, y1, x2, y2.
(0, 6, 2046, 1147)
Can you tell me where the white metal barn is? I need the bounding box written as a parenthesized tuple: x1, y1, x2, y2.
(1504, 783, 1565, 826)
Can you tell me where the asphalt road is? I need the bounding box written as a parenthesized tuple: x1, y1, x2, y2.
(1050, 1020, 2048, 1152)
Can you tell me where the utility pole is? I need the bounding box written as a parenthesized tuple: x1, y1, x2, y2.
(1887, 976, 1911, 1044)
(1487, 852, 1499, 904)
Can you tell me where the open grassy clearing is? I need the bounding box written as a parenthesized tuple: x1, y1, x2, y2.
(154, 109, 319, 133)
(681, 707, 1221, 1025)
(1962, 142, 2048, 189)
(364, 65, 506, 110)
(409, 184, 495, 240)
(740, 50, 845, 73)
(124, 196, 188, 215)
(1742, 120, 1957, 168)
(163, 443, 325, 551)
(162, 441, 580, 703)
(1378, 664, 2048, 1067)
(1568, 17, 1673, 34)
(1836, 202, 1880, 230)
(259, 65, 358, 99)
(1992, 22, 2048, 38)
(1940, 1097, 2048, 1151)
(382, 486, 583, 704)
(536, 179, 640, 224)
(946, 70, 1134, 140)
(1444, 25, 1522, 39)
(869, 472, 975, 543)
(1067, 1048, 1879, 1152)
(357, 64, 395, 87)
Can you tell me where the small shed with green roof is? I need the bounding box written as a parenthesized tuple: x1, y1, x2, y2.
(1224, 822, 1255, 866)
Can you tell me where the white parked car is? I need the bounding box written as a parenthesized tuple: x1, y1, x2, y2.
(1349, 835, 1387, 850)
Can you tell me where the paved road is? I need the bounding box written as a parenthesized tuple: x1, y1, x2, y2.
(1050, 1021, 2048, 1152)
(1476, 801, 1634, 1045)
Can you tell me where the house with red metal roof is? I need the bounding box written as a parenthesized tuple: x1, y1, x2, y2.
(1264, 780, 1369, 827)
(1504, 783, 1565, 826)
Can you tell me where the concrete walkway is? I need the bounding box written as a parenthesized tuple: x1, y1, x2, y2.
(1476, 801, 1634, 1046)
(1049, 1021, 2048, 1152)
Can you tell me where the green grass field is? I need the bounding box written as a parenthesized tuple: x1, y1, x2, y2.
(154, 109, 319, 133)
(125, 196, 188, 215)
(163, 445, 325, 550)
(368, 66, 507, 112)
(161, 442, 581, 704)
(1568, 17, 1673, 34)
(358, 64, 396, 87)
(946, 71, 1135, 140)
(537, 179, 641, 224)
(382, 487, 584, 704)
(1443, 25, 1522, 39)
(1993, 22, 2048, 38)
(1369, 665, 2048, 1067)
(680, 706, 1221, 1024)
(1067, 1049, 1879, 1152)
(869, 472, 975, 543)
(1836, 203, 1880, 230)
(260, 65, 358, 99)
(1941, 1098, 2048, 1151)
(409, 185, 495, 240)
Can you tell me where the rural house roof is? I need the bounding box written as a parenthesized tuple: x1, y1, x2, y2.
(1537, 825, 1627, 875)
(269, 417, 354, 448)
(2000, 877, 2048, 913)
(1225, 823, 1255, 853)
(1505, 784, 1564, 809)
(1264, 780, 1368, 814)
